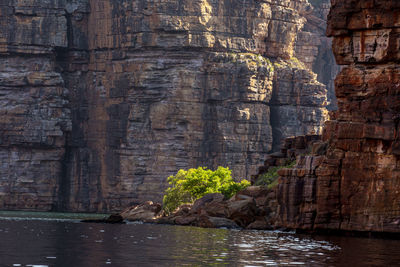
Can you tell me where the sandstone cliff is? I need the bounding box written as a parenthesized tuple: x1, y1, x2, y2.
(0, 0, 333, 211)
(276, 0, 400, 233)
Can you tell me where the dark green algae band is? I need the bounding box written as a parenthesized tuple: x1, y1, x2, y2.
(0, 211, 110, 221)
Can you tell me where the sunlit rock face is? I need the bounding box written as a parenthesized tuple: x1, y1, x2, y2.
(294, 0, 339, 111)
(276, 0, 400, 233)
(0, 0, 332, 211)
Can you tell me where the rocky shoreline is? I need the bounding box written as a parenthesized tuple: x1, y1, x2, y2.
(96, 186, 276, 230)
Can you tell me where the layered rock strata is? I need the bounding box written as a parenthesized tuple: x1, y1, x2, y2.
(295, 0, 339, 110)
(0, 0, 72, 210)
(0, 0, 332, 211)
(276, 0, 400, 233)
(252, 134, 323, 184)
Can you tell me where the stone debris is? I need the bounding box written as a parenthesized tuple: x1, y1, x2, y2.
(117, 187, 275, 230)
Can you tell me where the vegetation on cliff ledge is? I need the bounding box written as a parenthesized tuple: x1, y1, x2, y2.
(162, 167, 250, 214)
(255, 160, 296, 189)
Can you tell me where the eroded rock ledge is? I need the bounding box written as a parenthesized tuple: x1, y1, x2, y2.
(0, 0, 334, 212)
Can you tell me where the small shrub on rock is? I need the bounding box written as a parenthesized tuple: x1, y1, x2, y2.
(162, 167, 250, 214)
(255, 160, 296, 189)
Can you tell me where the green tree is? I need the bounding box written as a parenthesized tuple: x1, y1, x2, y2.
(163, 167, 250, 214)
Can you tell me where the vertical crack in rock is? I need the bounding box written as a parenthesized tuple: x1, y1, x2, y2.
(54, 3, 74, 212)
(55, 47, 71, 212)
(269, 82, 282, 153)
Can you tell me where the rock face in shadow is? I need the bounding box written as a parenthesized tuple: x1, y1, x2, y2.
(0, 0, 334, 212)
(275, 0, 400, 233)
(0, 0, 72, 210)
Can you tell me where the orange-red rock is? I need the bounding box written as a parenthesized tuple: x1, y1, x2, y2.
(275, 0, 400, 234)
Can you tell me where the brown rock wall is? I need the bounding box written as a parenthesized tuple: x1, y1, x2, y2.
(0, 0, 71, 210)
(0, 0, 331, 212)
(270, 62, 328, 150)
(275, 0, 400, 233)
(295, 0, 339, 110)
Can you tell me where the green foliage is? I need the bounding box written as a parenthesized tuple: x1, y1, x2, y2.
(227, 52, 275, 72)
(162, 167, 250, 214)
(255, 161, 296, 189)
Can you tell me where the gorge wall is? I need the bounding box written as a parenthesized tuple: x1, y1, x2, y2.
(0, 0, 334, 212)
(276, 0, 400, 233)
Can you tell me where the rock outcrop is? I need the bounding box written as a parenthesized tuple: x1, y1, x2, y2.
(120, 201, 162, 222)
(0, 0, 334, 212)
(275, 0, 400, 233)
(120, 188, 274, 229)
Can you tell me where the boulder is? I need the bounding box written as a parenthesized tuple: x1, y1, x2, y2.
(246, 217, 273, 230)
(237, 186, 270, 199)
(227, 198, 257, 227)
(171, 204, 193, 217)
(120, 201, 162, 222)
(190, 193, 225, 214)
(174, 215, 198, 226)
(197, 216, 239, 229)
(199, 201, 228, 217)
(255, 196, 268, 207)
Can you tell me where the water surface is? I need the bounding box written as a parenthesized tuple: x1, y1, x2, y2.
(0, 212, 399, 266)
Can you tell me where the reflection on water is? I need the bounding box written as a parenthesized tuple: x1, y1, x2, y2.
(0, 212, 399, 266)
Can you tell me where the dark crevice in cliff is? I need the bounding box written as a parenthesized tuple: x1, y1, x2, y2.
(65, 12, 73, 49)
(313, 41, 339, 111)
(54, 41, 72, 212)
(309, 156, 317, 231)
(199, 73, 223, 170)
(269, 105, 281, 153)
(337, 158, 343, 231)
(269, 78, 283, 153)
(56, 137, 72, 212)
(53, 9, 80, 211)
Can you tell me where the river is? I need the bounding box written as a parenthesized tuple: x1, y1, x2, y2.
(0, 212, 399, 266)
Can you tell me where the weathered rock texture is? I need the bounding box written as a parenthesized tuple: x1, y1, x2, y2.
(276, 0, 400, 233)
(120, 188, 275, 230)
(295, 0, 340, 110)
(0, 0, 72, 210)
(0, 0, 333, 211)
(252, 134, 323, 184)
